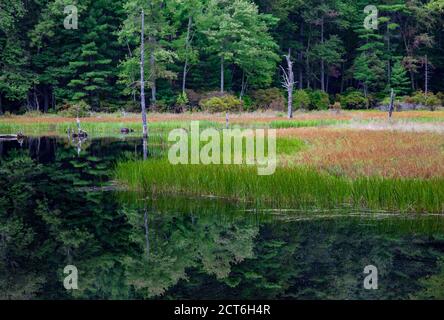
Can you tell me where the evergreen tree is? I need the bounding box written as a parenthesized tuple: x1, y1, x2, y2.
(390, 59, 410, 95)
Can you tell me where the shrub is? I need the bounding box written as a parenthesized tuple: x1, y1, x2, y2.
(436, 92, 444, 106)
(123, 101, 140, 113)
(250, 88, 286, 111)
(339, 90, 368, 109)
(99, 101, 121, 113)
(185, 89, 201, 107)
(57, 100, 91, 117)
(241, 95, 254, 111)
(411, 91, 442, 110)
(330, 101, 342, 113)
(308, 90, 329, 110)
(199, 95, 243, 113)
(294, 90, 311, 110)
(174, 92, 189, 113)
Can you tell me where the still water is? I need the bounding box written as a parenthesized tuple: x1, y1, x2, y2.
(1, 136, 444, 300)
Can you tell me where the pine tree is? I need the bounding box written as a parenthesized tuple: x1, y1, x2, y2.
(390, 59, 410, 95)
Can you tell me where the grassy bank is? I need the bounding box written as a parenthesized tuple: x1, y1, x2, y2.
(0, 120, 220, 137)
(115, 160, 444, 214)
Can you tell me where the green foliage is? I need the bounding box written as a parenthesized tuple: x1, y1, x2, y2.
(339, 90, 369, 110)
(293, 90, 311, 110)
(1, 0, 444, 113)
(250, 88, 285, 111)
(57, 101, 92, 117)
(199, 95, 243, 113)
(308, 90, 330, 110)
(176, 92, 189, 108)
(411, 91, 442, 110)
(391, 59, 411, 95)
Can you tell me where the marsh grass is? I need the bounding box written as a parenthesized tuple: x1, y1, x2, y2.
(0, 120, 221, 137)
(115, 160, 444, 214)
(270, 119, 346, 129)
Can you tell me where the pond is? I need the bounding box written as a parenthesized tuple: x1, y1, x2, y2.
(1, 136, 444, 300)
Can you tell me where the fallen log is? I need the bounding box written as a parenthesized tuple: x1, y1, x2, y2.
(0, 133, 25, 140)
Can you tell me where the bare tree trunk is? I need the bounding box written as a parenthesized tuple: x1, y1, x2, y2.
(182, 16, 192, 94)
(0, 94, 3, 115)
(320, 18, 325, 92)
(388, 88, 395, 118)
(425, 55, 429, 95)
(298, 22, 304, 89)
(281, 50, 295, 119)
(149, 36, 156, 106)
(140, 10, 148, 139)
(220, 56, 224, 93)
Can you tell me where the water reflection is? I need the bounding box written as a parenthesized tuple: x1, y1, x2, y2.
(1, 137, 444, 300)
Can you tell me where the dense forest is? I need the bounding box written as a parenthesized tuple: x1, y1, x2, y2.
(0, 0, 444, 114)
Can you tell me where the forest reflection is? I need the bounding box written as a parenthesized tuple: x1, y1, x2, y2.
(1, 137, 444, 300)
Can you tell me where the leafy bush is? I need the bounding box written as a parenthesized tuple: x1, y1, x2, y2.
(176, 92, 189, 107)
(241, 95, 254, 111)
(250, 88, 285, 111)
(199, 95, 243, 113)
(294, 90, 311, 110)
(339, 90, 368, 109)
(123, 101, 140, 113)
(308, 90, 329, 110)
(330, 101, 342, 113)
(174, 92, 189, 113)
(411, 91, 442, 110)
(57, 101, 91, 117)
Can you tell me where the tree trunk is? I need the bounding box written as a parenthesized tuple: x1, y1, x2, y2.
(288, 89, 293, 119)
(425, 55, 429, 95)
(182, 16, 192, 94)
(240, 70, 247, 100)
(298, 22, 304, 89)
(220, 56, 224, 93)
(283, 50, 294, 119)
(34, 87, 40, 111)
(140, 10, 148, 139)
(320, 18, 325, 92)
(0, 94, 3, 115)
(388, 88, 395, 118)
(43, 86, 49, 113)
(410, 71, 415, 91)
(149, 36, 156, 106)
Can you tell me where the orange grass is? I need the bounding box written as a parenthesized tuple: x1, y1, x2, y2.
(279, 127, 444, 179)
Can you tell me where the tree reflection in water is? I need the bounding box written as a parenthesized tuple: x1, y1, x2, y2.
(1, 137, 444, 300)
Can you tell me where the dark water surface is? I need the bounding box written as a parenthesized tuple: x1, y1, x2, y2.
(1, 136, 444, 300)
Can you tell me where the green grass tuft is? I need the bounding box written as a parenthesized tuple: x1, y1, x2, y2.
(115, 160, 444, 214)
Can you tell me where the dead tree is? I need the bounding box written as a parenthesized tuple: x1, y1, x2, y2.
(280, 49, 295, 119)
(388, 88, 395, 119)
(140, 9, 148, 140)
(424, 55, 430, 95)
